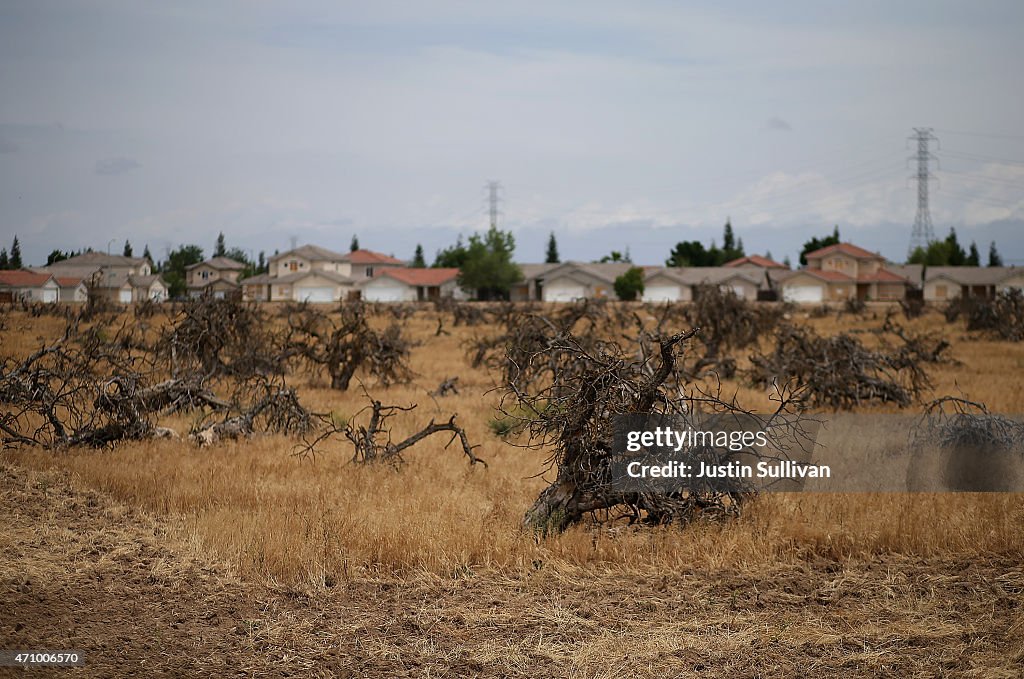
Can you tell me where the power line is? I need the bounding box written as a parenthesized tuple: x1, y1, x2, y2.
(932, 128, 1024, 142)
(942, 148, 1024, 168)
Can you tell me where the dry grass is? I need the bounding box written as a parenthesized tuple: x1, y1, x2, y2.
(3, 302, 1023, 676)
(4, 303, 1023, 587)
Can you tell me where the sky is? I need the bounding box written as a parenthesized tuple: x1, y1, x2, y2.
(1, 0, 1023, 267)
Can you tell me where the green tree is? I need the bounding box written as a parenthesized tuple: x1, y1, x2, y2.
(163, 244, 204, 298)
(350, 235, 359, 252)
(667, 220, 744, 267)
(123, 240, 133, 257)
(908, 228, 970, 266)
(257, 251, 267, 274)
(0, 248, 8, 269)
(944, 228, 966, 266)
(433, 235, 468, 268)
(545, 232, 560, 264)
(614, 266, 645, 301)
(966, 241, 981, 266)
(989, 241, 1003, 267)
(666, 240, 713, 267)
(411, 244, 426, 268)
(142, 244, 153, 264)
(10, 236, 22, 269)
(799, 225, 840, 266)
(46, 249, 71, 265)
(214, 232, 227, 257)
(598, 250, 631, 263)
(456, 226, 523, 300)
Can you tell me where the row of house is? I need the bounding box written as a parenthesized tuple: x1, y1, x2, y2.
(2, 241, 1021, 305)
(511, 243, 1024, 304)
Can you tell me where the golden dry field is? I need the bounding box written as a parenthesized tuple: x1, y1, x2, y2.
(2, 302, 1023, 677)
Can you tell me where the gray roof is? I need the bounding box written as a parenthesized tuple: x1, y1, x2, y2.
(888, 264, 924, 285)
(516, 263, 560, 281)
(187, 256, 246, 271)
(268, 244, 348, 263)
(47, 252, 149, 268)
(540, 261, 642, 285)
(924, 266, 1019, 286)
(650, 266, 764, 286)
(128, 274, 165, 289)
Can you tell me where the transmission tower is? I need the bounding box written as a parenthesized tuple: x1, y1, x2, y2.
(907, 127, 939, 257)
(486, 180, 501, 229)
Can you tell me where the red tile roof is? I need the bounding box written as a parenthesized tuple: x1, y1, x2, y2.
(343, 249, 405, 265)
(376, 267, 459, 286)
(804, 242, 883, 260)
(724, 255, 789, 269)
(55, 277, 84, 287)
(0, 270, 54, 287)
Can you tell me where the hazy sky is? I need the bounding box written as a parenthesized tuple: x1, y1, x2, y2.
(2, 1, 1023, 266)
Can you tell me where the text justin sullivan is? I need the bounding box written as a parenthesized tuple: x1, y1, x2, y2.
(626, 460, 831, 479)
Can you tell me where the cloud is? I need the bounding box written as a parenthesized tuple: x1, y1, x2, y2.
(765, 116, 792, 132)
(94, 157, 141, 176)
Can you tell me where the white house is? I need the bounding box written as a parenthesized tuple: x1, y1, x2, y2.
(0, 270, 60, 303)
(40, 252, 163, 303)
(359, 267, 464, 302)
(528, 261, 639, 302)
(242, 245, 406, 302)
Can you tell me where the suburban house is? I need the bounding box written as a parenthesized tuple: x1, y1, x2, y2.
(642, 267, 767, 303)
(241, 245, 406, 303)
(56, 277, 88, 303)
(513, 261, 646, 302)
(509, 263, 559, 302)
(0, 270, 61, 303)
(359, 268, 465, 302)
(186, 256, 246, 299)
(921, 266, 1024, 302)
(37, 252, 166, 303)
(776, 243, 909, 303)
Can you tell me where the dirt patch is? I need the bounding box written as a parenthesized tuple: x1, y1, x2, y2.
(2, 462, 1022, 677)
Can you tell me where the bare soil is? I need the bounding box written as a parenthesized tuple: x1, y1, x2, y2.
(3, 462, 1022, 678)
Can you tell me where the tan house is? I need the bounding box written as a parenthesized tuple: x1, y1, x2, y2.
(923, 266, 1024, 302)
(56, 277, 88, 303)
(526, 261, 640, 302)
(38, 252, 165, 303)
(778, 243, 909, 303)
(242, 245, 406, 303)
(186, 256, 246, 299)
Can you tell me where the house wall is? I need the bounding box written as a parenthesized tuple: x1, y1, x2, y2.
(999, 271, 1024, 293)
(924, 279, 960, 302)
(362, 276, 416, 302)
(875, 283, 905, 301)
(60, 285, 88, 303)
(642, 277, 689, 303)
(543, 275, 592, 302)
(188, 266, 241, 286)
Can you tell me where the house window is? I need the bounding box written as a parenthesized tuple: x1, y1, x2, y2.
(365, 266, 374, 277)
(935, 284, 947, 299)
(201, 271, 209, 280)
(289, 261, 299, 272)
